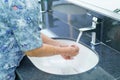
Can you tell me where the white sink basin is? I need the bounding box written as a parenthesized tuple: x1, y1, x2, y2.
(28, 39, 99, 75)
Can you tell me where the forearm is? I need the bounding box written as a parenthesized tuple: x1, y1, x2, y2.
(25, 44, 63, 57)
(41, 33, 60, 46)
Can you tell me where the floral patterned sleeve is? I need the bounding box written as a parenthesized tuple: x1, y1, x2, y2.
(8, 0, 43, 52)
(0, 0, 43, 79)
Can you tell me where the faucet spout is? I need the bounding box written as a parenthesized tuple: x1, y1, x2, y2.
(79, 27, 95, 32)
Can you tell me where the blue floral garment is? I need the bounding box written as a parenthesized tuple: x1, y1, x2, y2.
(0, 0, 42, 80)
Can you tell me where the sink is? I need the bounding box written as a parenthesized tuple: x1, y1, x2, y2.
(28, 38, 99, 75)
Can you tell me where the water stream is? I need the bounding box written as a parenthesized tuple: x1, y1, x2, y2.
(76, 31, 83, 43)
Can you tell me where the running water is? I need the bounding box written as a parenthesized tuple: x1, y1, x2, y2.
(76, 31, 83, 43)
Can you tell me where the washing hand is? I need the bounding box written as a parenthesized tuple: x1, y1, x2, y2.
(60, 44, 79, 60)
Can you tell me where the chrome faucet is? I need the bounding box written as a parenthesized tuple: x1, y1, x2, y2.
(77, 16, 100, 46)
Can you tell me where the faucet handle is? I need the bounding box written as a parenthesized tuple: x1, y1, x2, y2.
(92, 17, 98, 28)
(92, 17, 98, 22)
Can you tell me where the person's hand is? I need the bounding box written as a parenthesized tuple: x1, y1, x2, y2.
(60, 44, 79, 60)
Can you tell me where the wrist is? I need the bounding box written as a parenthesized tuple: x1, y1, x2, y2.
(57, 47, 68, 55)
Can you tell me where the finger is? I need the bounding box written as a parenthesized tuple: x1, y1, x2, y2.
(61, 55, 73, 60)
(71, 44, 76, 47)
(70, 45, 79, 52)
(65, 56, 73, 60)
